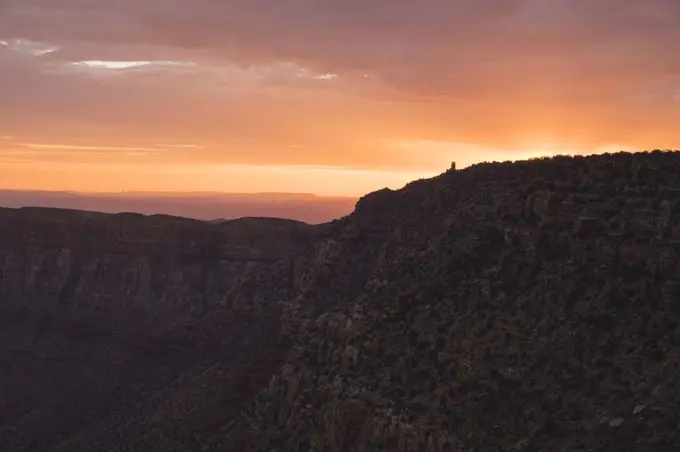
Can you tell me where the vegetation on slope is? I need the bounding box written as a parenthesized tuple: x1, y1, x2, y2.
(218, 151, 680, 452)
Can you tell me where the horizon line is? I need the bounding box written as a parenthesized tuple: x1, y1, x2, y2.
(0, 189, 358, 198)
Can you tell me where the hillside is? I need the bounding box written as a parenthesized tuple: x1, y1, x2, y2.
(216, 151, 680, 452)
(2, 151, 680, 451)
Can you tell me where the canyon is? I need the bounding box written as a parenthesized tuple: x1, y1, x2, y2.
(2, 151, 680, 451)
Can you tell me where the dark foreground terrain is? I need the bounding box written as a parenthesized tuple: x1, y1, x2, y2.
(2, 151, 680, 451)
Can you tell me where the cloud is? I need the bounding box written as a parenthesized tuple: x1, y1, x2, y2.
(1, 0, 679, 175)
(155, 144, 202, 149)
(18, 143, 161, 152)
(0, 38, 60, 56)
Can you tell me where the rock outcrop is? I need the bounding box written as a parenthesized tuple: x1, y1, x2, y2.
(3, 151, 680, 452)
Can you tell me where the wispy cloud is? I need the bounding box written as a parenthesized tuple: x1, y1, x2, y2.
(155, 144, 203, 149)
(68, 59, 198, 72)
(18, 143, 160, 152)
(74, 60, 187, 69)
(0, 38, 60, 56)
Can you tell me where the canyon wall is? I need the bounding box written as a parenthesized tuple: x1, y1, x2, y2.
(3, 151, 680, 452)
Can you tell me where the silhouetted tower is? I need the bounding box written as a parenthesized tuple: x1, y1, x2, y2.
(449, 162, 456, 172)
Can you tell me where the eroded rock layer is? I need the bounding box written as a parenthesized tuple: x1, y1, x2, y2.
(0, 210, 313, 451)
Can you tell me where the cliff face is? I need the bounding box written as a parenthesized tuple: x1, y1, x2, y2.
(217, 151, 680, 452)
(0, 209, 313, 451)
(0, 209, 310, 317)
(3, 151, 680, 452)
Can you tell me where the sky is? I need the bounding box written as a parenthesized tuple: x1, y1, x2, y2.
(1, 0, 680, 196)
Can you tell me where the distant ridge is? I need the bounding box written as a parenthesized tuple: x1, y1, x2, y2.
(0, 190, 356, 224)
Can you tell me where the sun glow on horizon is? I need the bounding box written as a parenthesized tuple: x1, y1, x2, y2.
(0, 129, 642, 196)
(2, 0, 677, 196)
(0, 156, 441, 197)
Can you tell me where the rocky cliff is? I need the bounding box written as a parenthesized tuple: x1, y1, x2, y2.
(3, 151, 680, 452)
(0, 209, 313, 451)
(216, 151, 680, 452)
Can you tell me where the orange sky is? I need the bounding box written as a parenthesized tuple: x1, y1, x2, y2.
(1, 0, 679, 195)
